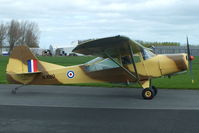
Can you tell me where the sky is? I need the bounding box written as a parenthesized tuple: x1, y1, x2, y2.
(0, 0, 199, 48)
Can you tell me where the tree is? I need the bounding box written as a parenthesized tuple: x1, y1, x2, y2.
(18, 21, 39, 48)
(0, 23, 7, 54)
(24, 22, 39, 48)
(7, 20, 40, 53)
(136, 40, 180, 47)
(7, 20, 22, 53)
(17, 21, 28, 46)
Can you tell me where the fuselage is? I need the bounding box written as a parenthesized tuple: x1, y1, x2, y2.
(7, 53, 188, 85)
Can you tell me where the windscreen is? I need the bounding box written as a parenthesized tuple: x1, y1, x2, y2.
(142, 49, 155, 60)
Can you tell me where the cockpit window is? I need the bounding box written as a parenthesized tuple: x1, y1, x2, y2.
(84, 57, 119, 72)
(121, 56, 131, 65)
(142, 49, 155, 60)
(121, 54, 141, 65)
(85, 57, 103, 65)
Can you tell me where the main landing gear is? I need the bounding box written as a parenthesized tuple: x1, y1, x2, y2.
(142, 86, 158, 100)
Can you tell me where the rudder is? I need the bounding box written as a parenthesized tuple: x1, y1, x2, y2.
(6, 45, 37, 73)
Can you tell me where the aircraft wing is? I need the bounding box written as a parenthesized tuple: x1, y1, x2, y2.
(72, 35, 145, 58)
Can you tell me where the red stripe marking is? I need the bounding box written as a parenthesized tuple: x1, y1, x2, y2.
(33, 59, 38, 72)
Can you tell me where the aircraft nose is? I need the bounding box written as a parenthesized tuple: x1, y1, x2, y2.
(184, 54, 189, 69)
(159, 54, 189, 75)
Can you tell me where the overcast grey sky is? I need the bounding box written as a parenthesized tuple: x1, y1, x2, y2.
(0, 0, 199, 48)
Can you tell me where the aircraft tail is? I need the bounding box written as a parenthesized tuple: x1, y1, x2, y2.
(6, 45, 38, 74)
(6, 45, 65, 84)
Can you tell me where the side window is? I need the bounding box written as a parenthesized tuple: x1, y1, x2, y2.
(121, 54, 141, 65)
(134, 55, 141, 63)
(121, 56, 131, 65)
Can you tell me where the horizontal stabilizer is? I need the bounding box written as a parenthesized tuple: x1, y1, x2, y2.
(16, 71, 42, 75)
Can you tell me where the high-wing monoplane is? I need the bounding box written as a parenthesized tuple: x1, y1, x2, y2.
(6, 36, 194, 99)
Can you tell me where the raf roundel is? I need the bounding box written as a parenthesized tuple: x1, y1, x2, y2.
(67, 71, 75, 78)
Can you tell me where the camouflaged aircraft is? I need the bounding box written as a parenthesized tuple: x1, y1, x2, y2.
(6, 36, 194, 99)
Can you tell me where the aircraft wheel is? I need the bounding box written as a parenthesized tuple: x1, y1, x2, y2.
(151, 86, 158, 96)
(142, 88, 154, 100)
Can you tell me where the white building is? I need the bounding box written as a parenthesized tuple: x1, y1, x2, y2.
(0, 46, 9, 56)
(30, 48, 46, 56)
(50, 41, 84, 56)
(55, 47, 84, 56)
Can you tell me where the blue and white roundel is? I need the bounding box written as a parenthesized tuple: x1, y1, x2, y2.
(67, 71, 75, 78)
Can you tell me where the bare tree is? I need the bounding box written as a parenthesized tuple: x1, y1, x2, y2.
(18, 21, 28, 45)
(24, 22, 39, 48)
(7, 20, 40, 53)
(7, 20, 22, 53)
(0, 23, 7, 54)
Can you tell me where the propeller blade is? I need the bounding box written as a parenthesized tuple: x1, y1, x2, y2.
(189, 61, 194, 83)
(186, 37, 191, 58)
(186, 36, 194, 83)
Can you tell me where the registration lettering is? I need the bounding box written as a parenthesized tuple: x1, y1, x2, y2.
(42, 74, 55, 79)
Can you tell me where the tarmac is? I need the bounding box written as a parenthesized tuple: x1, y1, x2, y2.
(0, 84, 199, 133)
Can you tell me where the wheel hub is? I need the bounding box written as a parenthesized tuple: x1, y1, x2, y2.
(145, 91, 152, 97)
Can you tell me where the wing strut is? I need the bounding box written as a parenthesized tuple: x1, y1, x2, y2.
(128, 44, 139, 81)
(104, 51, 138, 80)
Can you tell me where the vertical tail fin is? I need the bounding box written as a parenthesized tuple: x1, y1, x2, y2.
(6, 45, 38, 73)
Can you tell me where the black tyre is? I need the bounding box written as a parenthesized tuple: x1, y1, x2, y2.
(142, 88, 154, 100)
(151, 86, 158, 96)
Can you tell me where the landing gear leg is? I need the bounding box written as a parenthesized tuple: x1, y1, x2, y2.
(141, 80, 158, 100)
(11, 85, 25, 94)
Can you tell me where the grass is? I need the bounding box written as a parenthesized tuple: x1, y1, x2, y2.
(0, 55, 199, 89)
(0, 56, 9, 84)
(38, 56, 95, 66)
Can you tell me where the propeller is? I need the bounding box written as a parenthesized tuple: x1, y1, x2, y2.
(186, 36, 194, 83)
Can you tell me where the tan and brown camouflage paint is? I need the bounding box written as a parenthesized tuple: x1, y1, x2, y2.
(6, 46, 189, 89)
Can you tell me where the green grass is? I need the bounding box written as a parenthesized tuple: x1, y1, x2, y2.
(38, 56, 95, 66)
(0, 56, 9, 84)
(1, 55, 199, 89)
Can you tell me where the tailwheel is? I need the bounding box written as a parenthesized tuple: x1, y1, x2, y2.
(11, 84, 25, 94)
(142, 88, 155, 100)
(11, 88, 18, 94)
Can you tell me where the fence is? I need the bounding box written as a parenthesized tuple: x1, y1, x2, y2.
(153, 46, 199, 56)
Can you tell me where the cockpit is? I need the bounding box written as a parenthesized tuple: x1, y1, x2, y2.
(83, 48, 156, 72)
